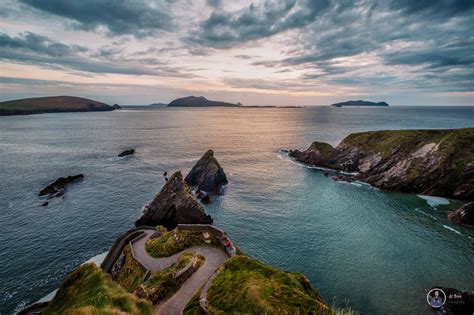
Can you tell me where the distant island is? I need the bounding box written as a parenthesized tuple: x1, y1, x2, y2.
(168, 96, 241, 107)
(148, 103, 168, 107)
(0, 96, 116, 116)
(331, 100, 389, 107)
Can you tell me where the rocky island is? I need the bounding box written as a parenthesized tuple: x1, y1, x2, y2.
(39, 174, 84, 205)
(331, 100, 389, 107)
(185, 149, 228, 196)
(290, 128, 473, 202)
(0, 96, 117, 116)
(168, 96, 241, 107)
(135, 171, 213, 229)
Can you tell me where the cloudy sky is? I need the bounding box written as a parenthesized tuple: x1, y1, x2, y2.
(0, 0, 473, 105)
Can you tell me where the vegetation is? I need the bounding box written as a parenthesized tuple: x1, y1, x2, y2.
(310, 141, 334, 160)
(342, 128, 474, 161)
(0, 96, 112, 112)
(145, 227, 220, 258)
(183, 289, 204, 315)
(135, 252, 204, 304)
(199, 255, 334, 314)
(43, 263, 152, 315)
(114, 245, 145, 292)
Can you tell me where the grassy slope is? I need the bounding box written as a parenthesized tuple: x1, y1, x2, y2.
(114, 245, 145, 292)
(341, 128, 474, 161)
(202, 255, 333, 314)
(145, 227, 220, 258)
(43, 263, 152, 315)
(0, 96, 110, 111)
(136, 252, 204, 303)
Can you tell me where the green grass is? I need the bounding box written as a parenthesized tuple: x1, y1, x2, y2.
(202, 255, 334, 314)
(114, 245, 145, 292)
(310, 141, 334, 159)
(342, 128, 474, 160)
(183, 289, 204, 315)
(135, 252, 204, 304)
(145, 227, 220, 258)
(43, 263, 152, 315)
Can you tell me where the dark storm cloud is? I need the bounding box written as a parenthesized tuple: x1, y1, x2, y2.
(190, 0, 331, 48)
(0, 31, 87, 57)
(0, 32, 195, 78)
(20, 0, 173, 37)
(389, 0, 474, 18)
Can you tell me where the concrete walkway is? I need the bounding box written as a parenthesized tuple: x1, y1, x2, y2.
(130, 229, 227, 315)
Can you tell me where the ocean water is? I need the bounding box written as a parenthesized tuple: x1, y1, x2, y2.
(0, 106, 473, 314)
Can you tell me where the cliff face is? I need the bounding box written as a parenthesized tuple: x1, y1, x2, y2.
(290, 128, 474, 200)
(185, 149, 228, 195)
(135, 171, 212, 229)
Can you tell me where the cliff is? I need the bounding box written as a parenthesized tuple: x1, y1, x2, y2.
(168, 96, 239, 107)
(290, 128, 474, 200)
(135, 171, 213, 229)
(0, 96, 115, 116)
(185, 149, 228, 195)
(331, 100, 389, 107)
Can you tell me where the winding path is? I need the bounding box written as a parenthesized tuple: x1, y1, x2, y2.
(130, 229, 227, 315)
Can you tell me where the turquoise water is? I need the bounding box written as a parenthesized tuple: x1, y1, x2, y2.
(0, 106, 473, 314)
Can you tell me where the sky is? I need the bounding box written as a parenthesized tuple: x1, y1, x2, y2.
(0, 0, 473, 106)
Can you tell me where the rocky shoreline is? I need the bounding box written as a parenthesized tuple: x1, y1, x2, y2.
(290, 128, 473, 200)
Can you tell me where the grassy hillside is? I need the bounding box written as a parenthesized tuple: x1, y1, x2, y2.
(43, 263, 152, 315)
(341, 128, 473, 160)
(195, 255, 334, 314)
(0, 96, 113, 115)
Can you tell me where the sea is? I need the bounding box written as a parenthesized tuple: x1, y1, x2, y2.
(0, 106, 473, 314)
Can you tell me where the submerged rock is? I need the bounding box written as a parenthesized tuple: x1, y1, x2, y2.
(448, 202, 474, 227)
(135, 171, 212, 229)
(118, 149, 135, 157)
(290, 128, 474, 200)
(39, 174, 84, 198)
(185, 149, 228, 195)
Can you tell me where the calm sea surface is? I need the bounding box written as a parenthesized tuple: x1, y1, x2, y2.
(1, 106, 473, 314)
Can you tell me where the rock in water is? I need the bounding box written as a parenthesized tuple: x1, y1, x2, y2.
(39, 174, 84, 197)
(448, 202, 474, 227)
(135, 171, 212, 229)
(118, 149, 135, 157)
(185, 149, 228, 195)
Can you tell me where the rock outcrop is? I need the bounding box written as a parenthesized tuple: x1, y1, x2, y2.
(448, 202, 474, 227)
(112, 104, 122, 109)
(39, 174, 84, 198)
(290, 128, 474, 200)
(118, 149, 135, 157)
(185, 149, 228, 195)
(135, 171, 212, 229)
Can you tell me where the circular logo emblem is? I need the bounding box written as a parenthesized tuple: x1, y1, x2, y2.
(427, 288, 446, 308)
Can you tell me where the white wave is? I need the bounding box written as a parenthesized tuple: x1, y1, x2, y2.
(350, 182, 363, 187)
(37, 289, 58, 303)
(82, 251, 108, 266)
(443, 225, 461, 235)
(107, 156, 128, 161)
(417, 195, 450, 207)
